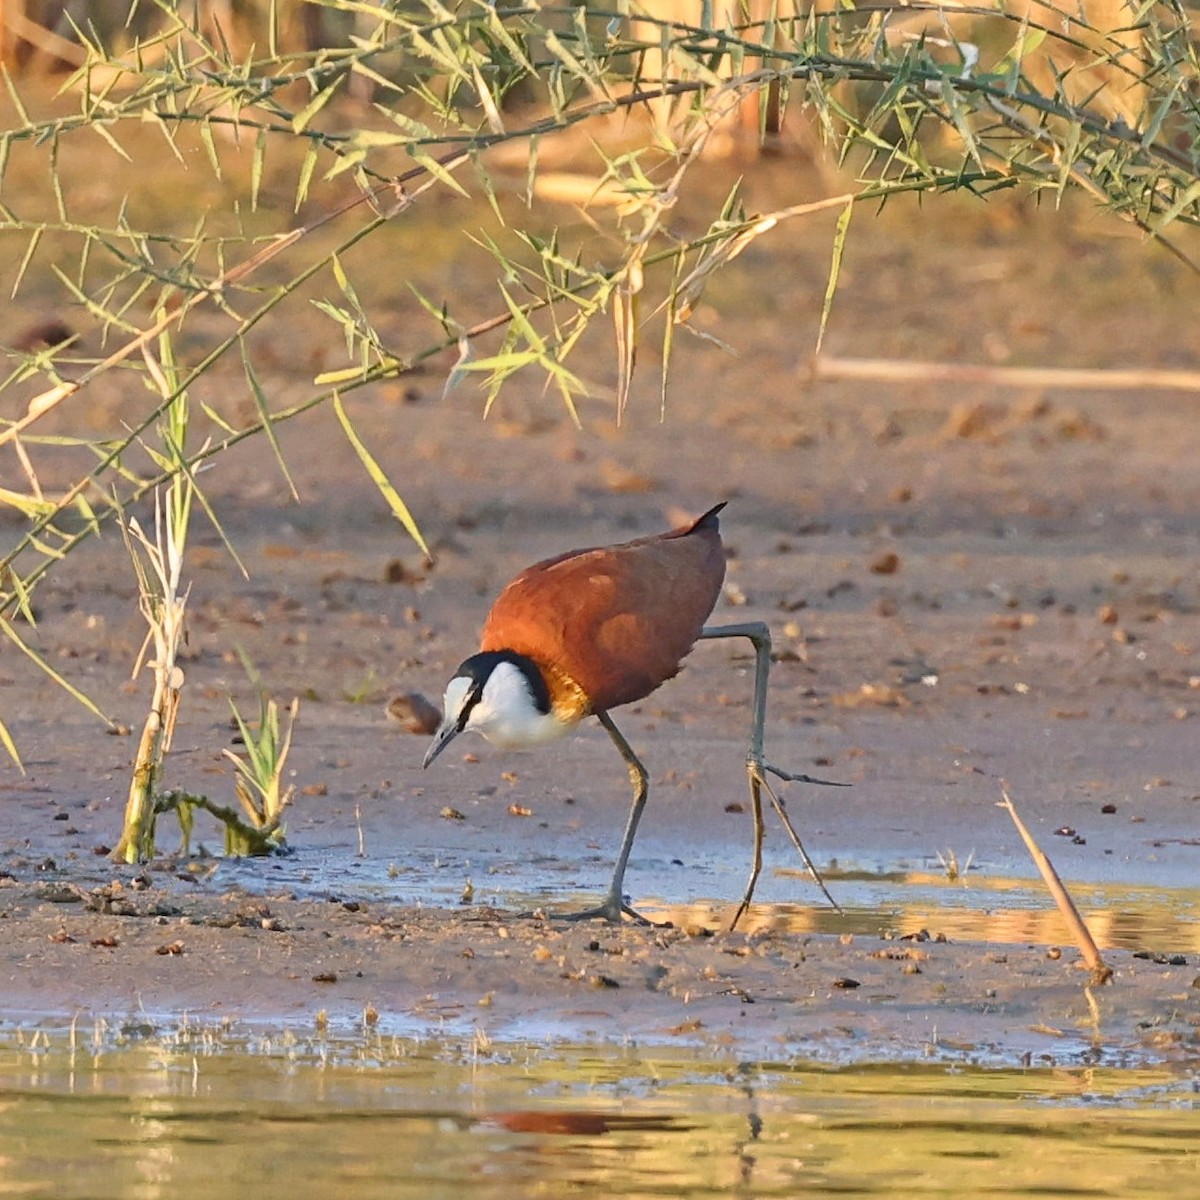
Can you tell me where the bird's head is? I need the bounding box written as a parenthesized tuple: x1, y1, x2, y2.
(422, 649, 573, 768)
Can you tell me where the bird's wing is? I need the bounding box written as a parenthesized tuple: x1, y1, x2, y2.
(480, 525, 725, 712)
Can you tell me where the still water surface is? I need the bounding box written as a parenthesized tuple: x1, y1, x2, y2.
(0, 1023, 1195, 1199)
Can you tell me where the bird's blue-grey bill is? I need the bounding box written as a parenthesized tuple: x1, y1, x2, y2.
(422, 721, 459, 769)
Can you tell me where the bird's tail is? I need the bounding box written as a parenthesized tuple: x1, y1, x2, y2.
(688, 501, 727, 533)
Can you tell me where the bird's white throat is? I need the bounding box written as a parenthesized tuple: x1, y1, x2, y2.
(446, 660, 574, 749)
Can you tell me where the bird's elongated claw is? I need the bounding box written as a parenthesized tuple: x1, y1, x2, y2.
(556, 896, 655, 926)
(749, 759, 843, 917)
(764, 763, 850, 788)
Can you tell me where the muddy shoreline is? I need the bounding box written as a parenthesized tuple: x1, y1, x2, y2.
(1, 875, 1195, 1069)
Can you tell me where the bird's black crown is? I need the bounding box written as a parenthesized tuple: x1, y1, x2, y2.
(452, 649, 552, 719)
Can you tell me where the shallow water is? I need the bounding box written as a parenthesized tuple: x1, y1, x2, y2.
(221, 845, 1200, 955)
(0, 1024, 1196, 1199)
(644, 870, 1200, 955)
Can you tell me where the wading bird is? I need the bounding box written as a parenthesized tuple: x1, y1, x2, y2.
(423, 503, 843, 926)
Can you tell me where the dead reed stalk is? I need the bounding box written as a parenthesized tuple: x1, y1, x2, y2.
(998, 787, 1112, 986)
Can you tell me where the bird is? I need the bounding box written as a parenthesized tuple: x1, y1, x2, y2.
(423, 503, 845, 926)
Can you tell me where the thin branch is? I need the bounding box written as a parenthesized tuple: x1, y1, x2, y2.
(998, 787, 1112, 986)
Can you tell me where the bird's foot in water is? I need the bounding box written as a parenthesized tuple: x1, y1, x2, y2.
(521, 894, 657, 926)
(562, 900, 652, 925)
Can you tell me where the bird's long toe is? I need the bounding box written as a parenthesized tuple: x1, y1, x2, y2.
(556, 895, 656, 926)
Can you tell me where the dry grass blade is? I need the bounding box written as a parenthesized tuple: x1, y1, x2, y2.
(0, 612, 113, 731)
(332, 394, 431, 561)
(612, 256, 643, 424)
(671, 195, 855, 327)
(112, 493, 190, 864)
(998, 787, 1112, 985)
(0, 710, 22, 771)
(815, 199, 853, 358)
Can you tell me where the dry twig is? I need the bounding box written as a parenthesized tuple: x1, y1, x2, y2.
(811, 355, 1200, 394)
(998, 787, 1112, 985)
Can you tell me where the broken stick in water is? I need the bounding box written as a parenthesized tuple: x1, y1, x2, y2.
(998, 786, 1112, 986)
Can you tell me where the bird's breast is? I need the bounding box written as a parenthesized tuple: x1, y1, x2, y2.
(479, 706, 579, 749)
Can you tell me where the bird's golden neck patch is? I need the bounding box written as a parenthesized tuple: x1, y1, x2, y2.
(541, 661, 591, 723)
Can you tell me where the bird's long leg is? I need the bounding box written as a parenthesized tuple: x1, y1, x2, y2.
(729, 770, 765, 931)
(699, 621, 847, 928)
(558, 710, 653, 925)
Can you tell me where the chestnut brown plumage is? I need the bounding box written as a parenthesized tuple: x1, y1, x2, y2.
(423, 503, 845, 926)
(480, 503, 726, 716)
